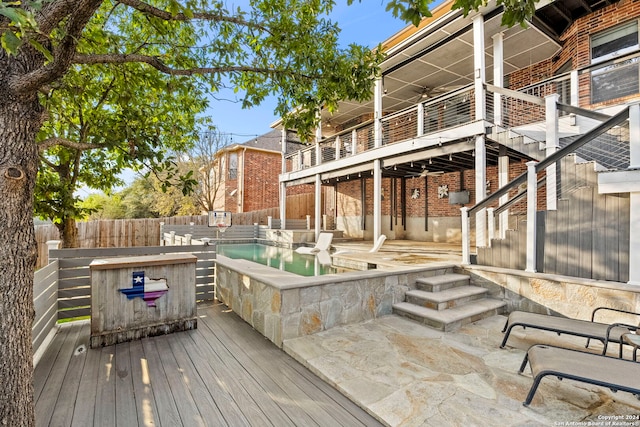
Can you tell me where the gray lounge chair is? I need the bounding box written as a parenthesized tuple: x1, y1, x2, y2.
(518, 344, 640, 406)
(501, 307, 640, 354)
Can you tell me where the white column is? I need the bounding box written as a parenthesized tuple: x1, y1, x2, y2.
(473, 13, 486, 121)
(315, 118, 322, 166)
(525, 161, 538, 273)
(570, 70, 579, 107)
(417, 102, 425, 137)
(374, 77, 383, 148)
(545, 94, 560, 211)
(351, 129, 357, 155)
(373, 159, 382, 240)
(475, 135, 487, 247)
(492, 32, 504, 126)
(629, 103, 640, 285)
(498, 154, 509, 238)
(335, 135, 341, 160)
(487, 208, 495, 246)
(460, 207, 470, 265)
(315, 174, 322, 239)
(280, 129, 287, 229)
(473, 14, 487, 247)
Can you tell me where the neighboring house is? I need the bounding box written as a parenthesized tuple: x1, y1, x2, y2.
(276, 0, 640, 284)
(212, 129, 316, 214)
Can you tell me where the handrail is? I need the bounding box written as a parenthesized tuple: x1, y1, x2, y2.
(535, 107, 629, 172)
(469, 105, 630, 216)
(557, 103, 611, 122)
(493, 176, 546, 216)
(485, 83, 545, 106)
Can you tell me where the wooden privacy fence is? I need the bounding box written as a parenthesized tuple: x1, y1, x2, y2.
(48, 245, 216, 321)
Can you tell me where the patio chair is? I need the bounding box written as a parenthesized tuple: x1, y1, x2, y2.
(518, 344, 640, 406)
(295, 232, 334, 254)
(500, 307, 640, 355)
(333, 234, 386, 255)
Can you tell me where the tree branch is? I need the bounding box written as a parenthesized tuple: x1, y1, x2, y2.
(73, 53, 293, 77)
(38, 137, 107, 152)
(116, 0, 271, 33)
(36, 0, 79, 34)
(11, 0, 104, 95)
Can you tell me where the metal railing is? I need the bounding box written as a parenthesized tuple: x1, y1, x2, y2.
(463, 105, 632, 270)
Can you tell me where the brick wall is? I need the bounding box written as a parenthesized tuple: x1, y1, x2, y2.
(242, 149, 281, 212)
(507, 0, 640, 109)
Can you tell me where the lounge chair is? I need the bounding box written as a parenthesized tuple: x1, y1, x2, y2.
(501, 307, 640, 354)
(518, 344, 640, 406)
(333, 234, 386, 255)
(295, 232, 333, 254)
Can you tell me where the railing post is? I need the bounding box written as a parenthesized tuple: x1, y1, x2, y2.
(570, 70, 579, 107)
(492, 32, 504, 126)
(487, 208, 495, 247)
(545, 93, 559, 211)
(461, 207, 470, 265)
(46, 240, 61, 265)
(185, 234, 192, 245)
(525, 161, 538, 273)
(170, 231, 176, 246)
(267, 216, 273, 229)
(374, 77, 383, 148)
(417, 102, 424, 137)
(306, 215, 311, 230)
(628, 103, 640, 285)
(335, 135, 340, 160)
(159, 222, 165, 246)
(351, 129, 358, 155)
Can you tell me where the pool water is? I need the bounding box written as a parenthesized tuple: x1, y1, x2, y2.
(217, 243, 337, 276)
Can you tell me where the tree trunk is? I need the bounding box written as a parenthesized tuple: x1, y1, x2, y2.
(57, 217, 79, 248)
(0, 84, 43, 426)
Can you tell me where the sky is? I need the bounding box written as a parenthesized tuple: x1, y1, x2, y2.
(205, 1, 413, 144)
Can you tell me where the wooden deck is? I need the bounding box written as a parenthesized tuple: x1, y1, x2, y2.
(34, 302, 381, 426)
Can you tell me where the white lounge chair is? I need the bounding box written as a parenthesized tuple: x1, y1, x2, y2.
(295, 232, 334, 254)
(333, 234, 386, 255)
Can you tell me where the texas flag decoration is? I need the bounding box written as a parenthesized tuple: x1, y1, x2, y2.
(119, 271, 169, 307)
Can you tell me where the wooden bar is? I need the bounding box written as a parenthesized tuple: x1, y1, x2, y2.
(89, 254, 197, 348)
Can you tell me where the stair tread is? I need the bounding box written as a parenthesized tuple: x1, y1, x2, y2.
(416, 273, 470, 286)
(393, 299, 506, 323)
(406, 286, 488, 303)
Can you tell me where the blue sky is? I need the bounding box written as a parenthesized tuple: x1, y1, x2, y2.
(205, 1, 412, 143)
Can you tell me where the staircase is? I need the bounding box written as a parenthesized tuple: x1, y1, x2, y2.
(392, 273, 506, 332)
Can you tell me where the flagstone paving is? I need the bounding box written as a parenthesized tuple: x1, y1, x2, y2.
(283, 314, 640, 427)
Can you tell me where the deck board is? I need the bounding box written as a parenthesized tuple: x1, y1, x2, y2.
(34, 302, 381, 427)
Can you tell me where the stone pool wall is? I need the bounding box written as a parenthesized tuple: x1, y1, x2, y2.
(463, 265, 640, 324)
(216, 256, 455, 347)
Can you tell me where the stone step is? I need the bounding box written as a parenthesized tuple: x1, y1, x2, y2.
(416, 273, 470, 292)
(406, 286, 488, 311)
(392, 299, 507, 332)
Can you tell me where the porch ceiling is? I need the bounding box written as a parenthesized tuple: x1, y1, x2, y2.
(320, 139, 534, 185)
(321, 6, 560, 131)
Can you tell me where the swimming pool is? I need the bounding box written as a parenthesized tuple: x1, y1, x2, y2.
(216, 243, 337, 276)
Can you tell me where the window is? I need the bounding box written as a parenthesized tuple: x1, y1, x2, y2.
(592, 21, 638, 63)
(591, 21, 640, 103)
(228, 153, 237, 180)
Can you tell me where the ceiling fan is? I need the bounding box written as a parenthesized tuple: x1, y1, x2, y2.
(413, 85, 461, 102)
(406, 164, 445, 178)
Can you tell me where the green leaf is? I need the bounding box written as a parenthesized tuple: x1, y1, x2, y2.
(29, 38, 53, 62)
(1, 30, 21, 54)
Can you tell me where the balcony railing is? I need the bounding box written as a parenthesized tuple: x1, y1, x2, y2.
(283, 50, 640, 175)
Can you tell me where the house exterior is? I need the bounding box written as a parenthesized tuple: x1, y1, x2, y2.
(276, 0, 640, 284)
(212, 129, 314, 214)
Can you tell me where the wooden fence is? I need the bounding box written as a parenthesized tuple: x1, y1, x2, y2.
(49, 245, 217, 321)
(33, 260, 58, 357)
